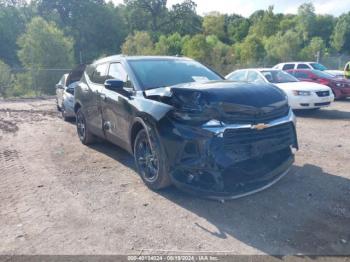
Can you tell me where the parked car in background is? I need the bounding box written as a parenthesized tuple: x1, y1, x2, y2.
(226, 69, 334, 110)
(74, 55, 298, 199)
(56, 73, 68, 111)
(287, 69, 350, 100)
(325, 70, 345, 78)
(274, 61, 328, 71)
(56, 65, 86, 120)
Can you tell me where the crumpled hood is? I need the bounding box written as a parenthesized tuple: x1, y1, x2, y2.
(144, 81, 287, 109)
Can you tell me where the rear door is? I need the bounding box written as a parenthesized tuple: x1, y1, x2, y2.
(100, 62, 133, 149)
(84, 63, 109, 137)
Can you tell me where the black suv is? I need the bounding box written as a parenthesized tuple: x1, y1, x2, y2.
(74, 56, 298, 199)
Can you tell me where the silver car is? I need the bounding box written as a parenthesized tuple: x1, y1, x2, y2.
(55, 65, 85, 121)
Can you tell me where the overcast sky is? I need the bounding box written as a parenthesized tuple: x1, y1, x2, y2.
(111, 0, 350, 17)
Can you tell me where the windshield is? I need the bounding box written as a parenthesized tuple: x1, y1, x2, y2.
(310, 63, 327, 71)
(312, 70, 334, 79)
(128, 59, 223, 90)
(261, 70, 299, 83)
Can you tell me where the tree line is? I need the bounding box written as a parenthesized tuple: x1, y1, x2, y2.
(0, 0, 350, 96)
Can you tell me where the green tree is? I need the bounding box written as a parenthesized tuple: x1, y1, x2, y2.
(279, 14, 297, 33)
(300, 37, 326, 60)
(124, 0, 201, 36)
(206, 35, 235, 74)
(154, 33, 183, 55)
(0, 5, 27, 65)
(226, 16, 250, 44)
(38, 0, 127, 63)
(0, 60, 12, 97)
(265, 30, 302, 63)
(314, 15, 336, 46)
(122, 31, 154, 55)
(295, 3, 316, 41)
(331, 12, 350, 53)
(235, 34, 265, 66)
(249, 6, 279, 39)
(203, 12, 226, 40)
(17, 17, 74, 94)
(166, 0, 201, 35)
(182, 34, 211, 64)
(123, 0, 167, 33)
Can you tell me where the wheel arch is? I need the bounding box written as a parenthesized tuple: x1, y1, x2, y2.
(74, 101, 82, 113)
(130, 117, 149, 153)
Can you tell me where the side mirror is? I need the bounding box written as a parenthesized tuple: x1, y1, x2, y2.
(56, 84, 63, 89)
(104, 79, 125, 91)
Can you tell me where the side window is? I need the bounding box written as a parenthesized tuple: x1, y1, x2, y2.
(228, 71, 246, 81)
(91, 63, 109, 84)
(86, 65, 95, 80)
(282, 64, 295, 70)
(297, 64, 310, 69)
(247, 71, 265, 83)
(108, 63, 133, 88)
(107, 63, 128, 82)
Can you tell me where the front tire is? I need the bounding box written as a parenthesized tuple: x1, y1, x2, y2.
(76, 108, 95, 145)
(134, 129, 171, 190)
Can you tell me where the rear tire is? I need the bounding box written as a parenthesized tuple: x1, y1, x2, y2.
(76, 108, 95, 145)
(134, 129, 172, 190)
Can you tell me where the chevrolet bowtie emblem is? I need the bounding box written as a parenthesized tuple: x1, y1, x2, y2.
(252, 123, 270, 130)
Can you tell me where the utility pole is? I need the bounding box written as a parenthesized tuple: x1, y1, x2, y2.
(316, 51, 320, 63)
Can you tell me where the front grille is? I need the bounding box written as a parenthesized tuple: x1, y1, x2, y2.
(222, 123, 296, 161)
(222, 105, 289, 125)
(316, 91, 330, 97)
(224, 123, 295, 146)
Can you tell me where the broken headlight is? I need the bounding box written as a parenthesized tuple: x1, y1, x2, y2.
(170, 91, 212, 124)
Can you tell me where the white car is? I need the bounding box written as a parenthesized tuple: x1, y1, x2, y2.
(325, 70, 345, 78)
(226, 69, 334, 110)
(273, 61, 328, 71)
(273, 61, 340, 76)
(55, 65, 86, 120)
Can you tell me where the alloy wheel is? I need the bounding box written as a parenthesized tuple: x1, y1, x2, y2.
(135, 133, 159, 183)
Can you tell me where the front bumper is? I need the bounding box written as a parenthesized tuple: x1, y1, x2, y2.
(157, 109, 298, 199)
(335, 87, 350, 99)
(288, 92, 334, 109)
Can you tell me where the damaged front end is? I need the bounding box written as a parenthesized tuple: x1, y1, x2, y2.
(146, 81, 298, 199)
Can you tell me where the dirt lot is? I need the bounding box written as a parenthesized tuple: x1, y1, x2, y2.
(0, 97, 349, 255)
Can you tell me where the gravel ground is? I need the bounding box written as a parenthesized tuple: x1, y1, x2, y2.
(0, 97, 349, 255)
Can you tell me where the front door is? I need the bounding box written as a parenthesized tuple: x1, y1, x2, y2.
(100, 62, 133, 149)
